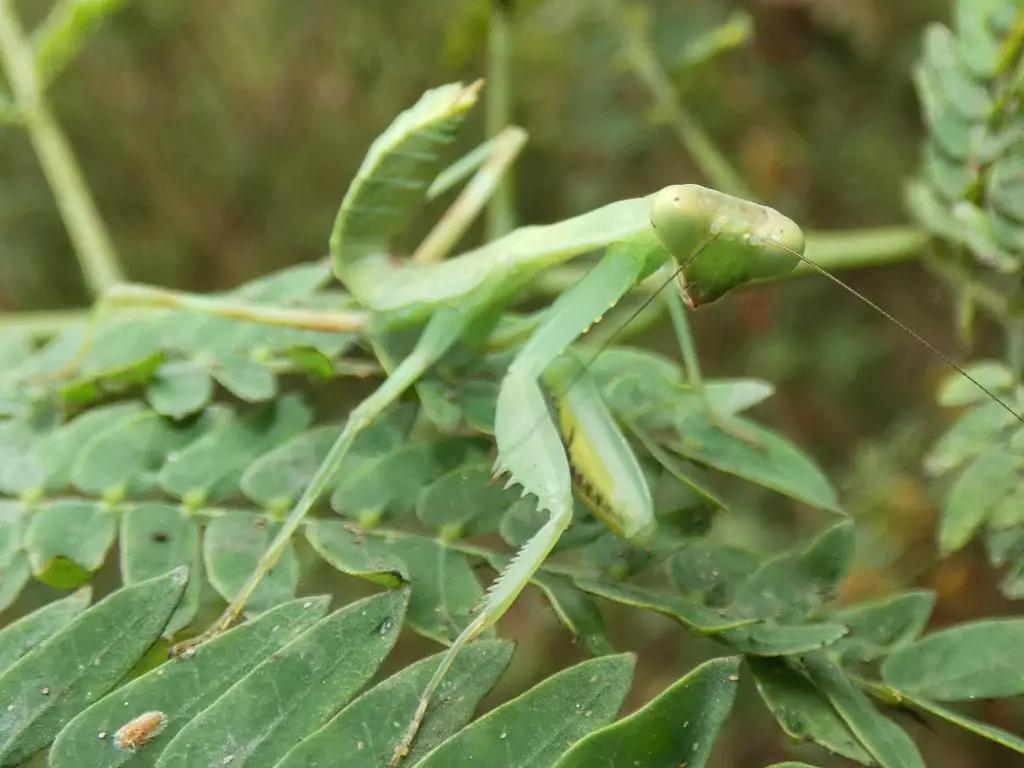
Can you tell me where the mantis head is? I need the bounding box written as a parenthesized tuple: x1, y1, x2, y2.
(650, 184, 806, 308)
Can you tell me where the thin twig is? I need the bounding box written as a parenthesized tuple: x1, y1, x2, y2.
(0, 0, 125, 297)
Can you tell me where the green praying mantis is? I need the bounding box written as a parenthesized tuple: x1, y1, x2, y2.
(64, 80, 1024, 764)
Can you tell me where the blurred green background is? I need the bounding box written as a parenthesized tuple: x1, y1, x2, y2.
(3, 0, 1021, 765)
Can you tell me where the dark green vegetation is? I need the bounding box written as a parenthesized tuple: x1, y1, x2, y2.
(2, 1, 1024, 767)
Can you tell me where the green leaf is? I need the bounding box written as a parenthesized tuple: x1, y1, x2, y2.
(24, 500, 117, 589)
(954, 0, 1002, 78)
(574, 579, 755, 635)
(924, 401, 1019, 477)
(159, 395, 313, 504)
(203, 511, 298, 616)
(155, 590, 409, 768)
(417, 379, 463, 433)
(275, 640, 515, 767)
(936, 360, 1014, 407)
(0, 553, 29, 614)
(49, 595, 331, 768)
(912, 63, 978, 160)
(120, 504, 202, 635)
(827, 590, 936, 663)
(883, 687, 1024, 757)
(499, 496, 603, 554)
(529, 571, 614, 656)
(748, 657, 872, 765)
(668, 544, 759, 606)
(244, 405, 409, 511)
(0, 411, 52, 497)
(669, 414, 842, 513)
(73, 408, 227, 497)
(147, 361, 214, 418)
(729, 520, 855, 622)
(881, 618, 1024, 700)
(417, 461, 520, 536)
(37, 401, 146, 492)
(938, 445, 1024, 554)
(304, 519, 408, 587)
(0, 567, 188, 766)
(0, 588, 90, 672)
(719, 622, 848, 656)
(0, 503, 28, 611)
(388, 535, 488, 644)
(921, 23, 992, 121)
(552, 656, 740, 768)
(803, 653, 925, 768)
(333, 437, 487, 519)
(414, 654, 635, 768)
(211, 354, 278, 402)
(454, 379, 498, 432)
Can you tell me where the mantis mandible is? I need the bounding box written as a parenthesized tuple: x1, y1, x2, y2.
(67, 81, 1023, 764)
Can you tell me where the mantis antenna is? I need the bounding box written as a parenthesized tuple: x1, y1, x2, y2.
(764, 239, 1024, 428)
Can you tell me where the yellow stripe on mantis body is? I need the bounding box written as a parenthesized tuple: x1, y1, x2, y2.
(549, 357, 655, 545)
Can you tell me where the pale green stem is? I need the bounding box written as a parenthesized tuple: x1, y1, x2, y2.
(485, 0, 515, 240)
(0, 309, 88, 337)
(0, 0, 124, 297)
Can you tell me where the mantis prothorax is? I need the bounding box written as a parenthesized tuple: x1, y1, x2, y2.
(50, 81, 1024, 764)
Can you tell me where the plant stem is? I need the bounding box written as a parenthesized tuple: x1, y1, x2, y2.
(0, 0, 124, 297)
(485, 0, 515, 241)
(0, 309, 88, 338)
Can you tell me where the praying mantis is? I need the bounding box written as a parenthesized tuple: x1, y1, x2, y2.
(72, 79, 1024, 764)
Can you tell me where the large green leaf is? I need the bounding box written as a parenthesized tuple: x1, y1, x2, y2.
(729, 520, 854, 622)
(552, 656, 740, 768)
(826, 590, 935, 664)
(0, 588, 90, 672)
(668, 414, 842, 513)
(0, 567, 188, 766)
(803, 653, 925, 768)
(881, 618, 1024, 700)
(415, 654, 635, 768)
(748, 657, 871, 765)
(49, 595, 331, 768)
(155, 590, 408, 768)
(275, 640, 515, 767)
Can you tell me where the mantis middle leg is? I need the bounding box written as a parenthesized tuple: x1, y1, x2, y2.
(389, 235, 659, 765)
